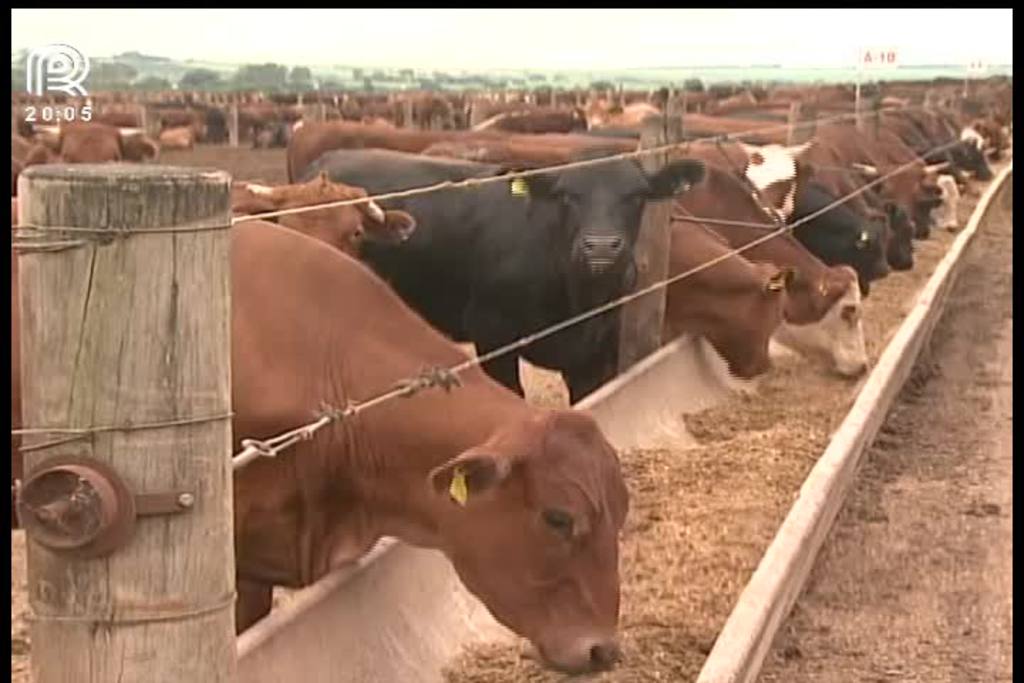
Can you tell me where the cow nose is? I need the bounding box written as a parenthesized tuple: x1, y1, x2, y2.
(581, 235, 625, 270)
(588, 638, 622, 670)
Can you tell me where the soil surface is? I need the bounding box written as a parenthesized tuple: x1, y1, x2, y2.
(759, 177, 1013, 683)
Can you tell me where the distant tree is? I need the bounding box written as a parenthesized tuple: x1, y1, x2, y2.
(289, 66, 314, 90)
(589, 80, 615, 91)
(179, 68, 222, 90)
(233, 63, 289, 91)
(682, 78, 704, 92)
(134, 76, 171, 91)
(90, 62, 138, 89)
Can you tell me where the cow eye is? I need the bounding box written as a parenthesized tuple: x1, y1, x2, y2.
(542, 508, 574, 538)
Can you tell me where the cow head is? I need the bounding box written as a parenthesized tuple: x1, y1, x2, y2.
(774, 265, 869, 377)
(231, 173, 416, 255)
(792, 182, 889, 297)
(719, 263, 794, 379)
(911, 179, 945, 240)
(428, 410, 629, 674)
(521, 150, 705, 284)
(736, 141, 814, 221)
(882, 201, 914, 271)
(953, 128, 994, 181)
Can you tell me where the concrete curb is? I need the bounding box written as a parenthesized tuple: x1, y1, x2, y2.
(695, 160, 1013, 683)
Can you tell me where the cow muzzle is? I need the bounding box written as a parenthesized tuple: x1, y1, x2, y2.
(580, 235, 625, 273)
(532, 634, 623, 674)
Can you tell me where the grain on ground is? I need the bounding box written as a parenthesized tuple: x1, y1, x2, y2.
(443, 171, 999, 681)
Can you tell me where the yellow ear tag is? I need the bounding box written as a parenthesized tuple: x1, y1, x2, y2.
(510, 177, 529, 197)
(449, 466, 469, 506)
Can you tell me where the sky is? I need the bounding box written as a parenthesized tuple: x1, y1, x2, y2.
(11, 9, 1014, 71)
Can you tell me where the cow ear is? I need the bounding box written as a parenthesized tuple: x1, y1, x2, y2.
(784, 141, 813, 158)
(428, 453, 512, 507)
(646, 159, 706, 199)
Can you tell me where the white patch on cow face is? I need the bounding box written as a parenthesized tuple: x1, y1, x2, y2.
(931, 174, 960, 231)
(772, 281, 868, 377)
(739, 143, 798, 192)
(960, 126, 985, 150)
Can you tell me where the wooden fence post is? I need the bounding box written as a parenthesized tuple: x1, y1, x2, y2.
(16, 165, 236, 683)
(617, 104, 682, 373)
(786, 101, 802, 145)
(469, 98, 488, 128)
(229, 103, 240, 147)
(403, 98, 415, 129)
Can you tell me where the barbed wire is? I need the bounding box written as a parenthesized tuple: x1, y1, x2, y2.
(230, 136, 969, 471)
(9, 100, 993, 470)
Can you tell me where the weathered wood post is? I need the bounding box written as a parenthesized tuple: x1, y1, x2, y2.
(469, 97, 488, 128)
(16, 164, 236, 683)
(786, 101, 802, 145)
(229, 102, 240, 147)
(403, 98, 415, 129)
(617, 101, 683, 373)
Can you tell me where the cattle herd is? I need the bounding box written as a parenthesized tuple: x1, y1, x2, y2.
(10, 76, 1012, 675)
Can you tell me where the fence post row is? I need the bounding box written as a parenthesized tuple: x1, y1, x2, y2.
(229, 103, 240, 147)
(617, 98, 682, 373)
(16, 165, 236, 682)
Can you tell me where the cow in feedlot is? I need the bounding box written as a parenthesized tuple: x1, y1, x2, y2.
(301, 147, 706, 403)
(664, 219, 793, 379)
(674, 164, 869, 378)
(790, 181, 891, 297)
(230, 173, 417, 256)
(11, 221, 631, 675)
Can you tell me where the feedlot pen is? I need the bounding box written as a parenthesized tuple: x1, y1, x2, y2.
(10, 144, 1013, 682)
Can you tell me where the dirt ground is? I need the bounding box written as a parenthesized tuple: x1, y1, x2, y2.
(9, 147, 1009, 682)
(759, 179, 1013, 683)
(159, 144, 290, 185)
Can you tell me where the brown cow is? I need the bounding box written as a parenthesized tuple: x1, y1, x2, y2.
(471, 107, 588, 134)
(287, 121, 634, 181)
(34, 123, 159, 163)
(674, 164, 869, 377)
(231, 173, 416, 256)
(11, 221, 631, 674)
(95, 110, 142, 128)
(664, 219, 792, 378)
(12, 134, 59, 196)
(811, 122, 943, 238)
(158, 126, 195, 150)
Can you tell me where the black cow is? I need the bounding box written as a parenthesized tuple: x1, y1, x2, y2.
(204, 107, 229, 144)
(253, 121, 292, 149)
(791, 182, 890, 297)
(853, 179, 915, 271)
(300, 147, 705, 403)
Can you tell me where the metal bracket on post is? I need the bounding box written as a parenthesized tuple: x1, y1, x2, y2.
(16, 454, 195, 560)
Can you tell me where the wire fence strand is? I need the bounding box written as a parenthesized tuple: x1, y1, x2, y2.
(229, 136, 966, 470)
(9, 102, 980, 471)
